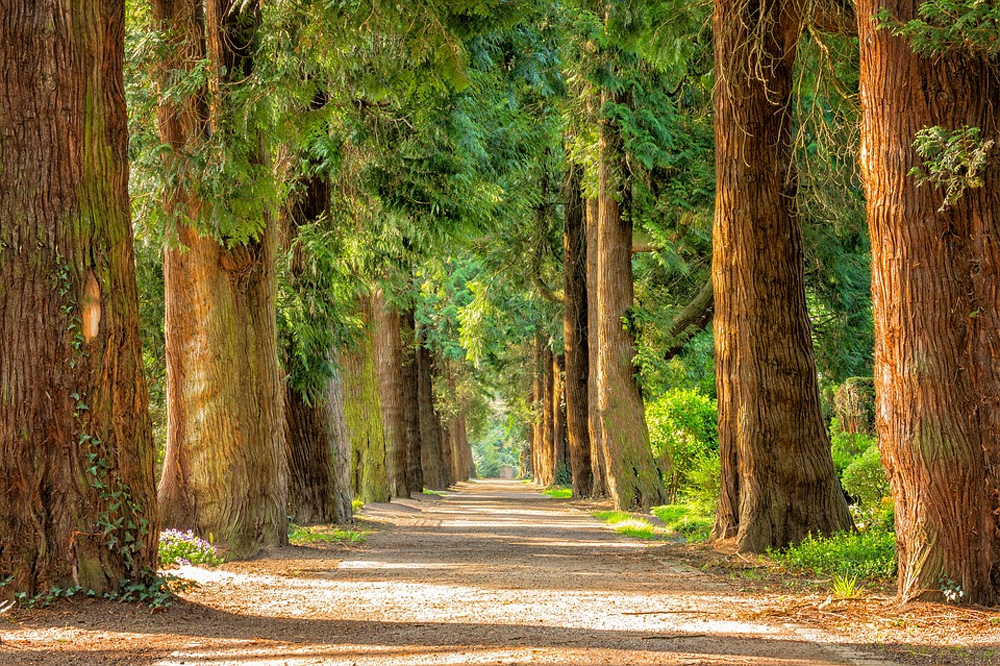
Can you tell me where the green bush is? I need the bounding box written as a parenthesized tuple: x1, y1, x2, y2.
(843, 443, 891, 510)
(647, 388, 717, 500)
(770, 529, 897, 580)
(829, 417, 875, 476)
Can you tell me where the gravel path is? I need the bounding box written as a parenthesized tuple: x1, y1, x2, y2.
(2, 479, 891, 665)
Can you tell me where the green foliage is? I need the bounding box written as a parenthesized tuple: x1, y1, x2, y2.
(592, 511, 663, 540)
(651, 503, 712, 541)
(770, 529, 898, 580)
(543, 486, 572, 499)
(646, 388, 717, 500)
(288, 524, 367, 545)
(842, 444, 891, 514)
(877, 1, 1000, 57)
(158, 530, 224, 567)
(909, 125, 995, 211)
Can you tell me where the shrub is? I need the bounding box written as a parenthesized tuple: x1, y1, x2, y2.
(159, 529, 223, 567)
(770, 529, 897, 580)
(647, 388, 717, 500)
(843, 443, 891, 512)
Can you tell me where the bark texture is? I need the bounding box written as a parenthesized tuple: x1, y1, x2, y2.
(564, 165, 593, 497)
(596, 92, 668, 511)
(401, 310, 424, 494)
(0, 0, 158, 595)
(585, 197, 608, 497)
(374, 291, 410, 498)
(343, 297, 389, 504)
(711, 0, 852, 552)
(857, 0, 1000, 604)
(156, 0, 287, 559)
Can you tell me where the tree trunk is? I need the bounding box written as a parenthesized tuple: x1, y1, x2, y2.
(711, 0, 852, 552)
(586, 197, 608, 497)
(0, 0, 159, 595)
(374, 290, 410, 498)
(284, 355, 353, 524)
(553, 353, 568, 483)
(857, 0, 1000, 604)
(343, 297, 389, 504)
(564, 164, 593, 497)
(540, 345, 556, 487)
(596, 92, 668, 511)
(417, 335, 447, 489)
(401, 310, 424, 495)
(155, 0, 288, 559)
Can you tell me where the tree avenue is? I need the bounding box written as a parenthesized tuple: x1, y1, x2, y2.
(2, 0, 999, 613)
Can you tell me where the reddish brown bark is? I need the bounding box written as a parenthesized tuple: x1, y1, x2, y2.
(0, 0, 158, 595)
(585, 197, 608, 497)
(857, 0, 1000, 604)
(564, 164, 593, 497)
(154, 0, 287, 558)
(596, 91, 668, 511)
(711, 0, 852, 552)
(374, 291, 410, 498)
(401, 310, 424, 495)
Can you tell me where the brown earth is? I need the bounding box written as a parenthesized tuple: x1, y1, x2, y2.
(1, 479, 996, 665)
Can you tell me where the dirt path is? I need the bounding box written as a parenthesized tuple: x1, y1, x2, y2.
(2, 479, 895, 665)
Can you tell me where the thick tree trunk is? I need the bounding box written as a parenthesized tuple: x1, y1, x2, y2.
(857, 0, 1000, 604)
(564, 165, 593, 497)
(343, 297, 389, 504)
(596, 92, 668, 511)
(711, 0, 852, 552)
(585, 197, 608, 497)
(0, 0, 158, 595)
(401, 310, 424, 495)
(417, 336, 447, 489)
(374, 291, 410, 498)
(154, 0, 287, 559)
(284, 356, 353, 524)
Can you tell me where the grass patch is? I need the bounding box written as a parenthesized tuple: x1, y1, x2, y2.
(769, 528, 897, 580)
(542, 486, 572, 499)
(422, 488, 449, 497)
(592, 511, 663, 540)
(651, 503, 713, 542)
(288, 524, 367, 546)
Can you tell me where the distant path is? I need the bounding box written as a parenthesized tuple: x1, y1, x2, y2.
(3, 479, 888, 665)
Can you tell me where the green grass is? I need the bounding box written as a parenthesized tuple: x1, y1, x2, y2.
(651, 503, 713, 542)
(288, 524, 367, 545)
(542, 486, 572, 499)
(768, 528, 897, 580)
(592, 511, 663, 540)
(422, 488, 449, 497)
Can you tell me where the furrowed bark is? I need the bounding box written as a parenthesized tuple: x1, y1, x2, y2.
(857, 0, 1000, 604)
(0, 0, 158, 595)
(711, 0, 852, 552)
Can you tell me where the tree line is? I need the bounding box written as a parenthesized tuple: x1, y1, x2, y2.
(1, 0, 998, 608)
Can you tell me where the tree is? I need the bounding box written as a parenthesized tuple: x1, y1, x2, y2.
(154, 0, 287, 558)
(710, 0, 852, 551)
(595, 86, 669, 510)
(0, 0, 159, 595)
(856, 0, 1000, 604)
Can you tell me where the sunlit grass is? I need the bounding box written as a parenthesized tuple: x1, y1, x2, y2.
(592, 511, 663, 540)
(288, 524, 367, 545)
(542, 486, 572, 499)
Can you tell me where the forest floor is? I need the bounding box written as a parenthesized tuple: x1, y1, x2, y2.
(1, 479, 997, 666)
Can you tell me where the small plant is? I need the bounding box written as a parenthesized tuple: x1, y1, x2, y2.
(288, 524, 367, 545)
(158, 529, 224, 567)
(542, 486, 572, 499)
(909, 125, 994, 211)
(940, 575, 966, 604)
(831, 574, 863, 599)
